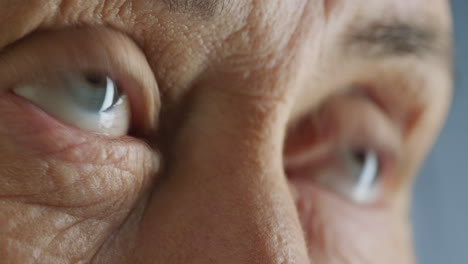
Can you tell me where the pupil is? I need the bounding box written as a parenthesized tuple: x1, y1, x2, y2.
(84, 73, 121, 112)
(355, 149, 379, 185)
(85, 73, 107, 88)
(353, 149, 367, 167)
(67, 72, 121, 113)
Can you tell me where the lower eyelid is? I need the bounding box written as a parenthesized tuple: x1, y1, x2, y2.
(0, 92, 90, 155)
(0, 91, 150, 165)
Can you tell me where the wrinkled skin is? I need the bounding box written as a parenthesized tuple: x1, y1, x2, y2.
(0, 0, 452, 263)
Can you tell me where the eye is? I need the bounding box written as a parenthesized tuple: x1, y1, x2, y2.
(313, 149, 381, 204)
(0, 27, 161, 138)
(284, 93, 400, 205)
(12, 71, 130, 136)
(74, 73, 122, 113)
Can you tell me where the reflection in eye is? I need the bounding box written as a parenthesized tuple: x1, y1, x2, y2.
(315, 149, 381, 204)
(12, 72, 130, 136)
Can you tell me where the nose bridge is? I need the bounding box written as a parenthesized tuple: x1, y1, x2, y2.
(140, 70, 310, 262)
(139, 2, 318, 260)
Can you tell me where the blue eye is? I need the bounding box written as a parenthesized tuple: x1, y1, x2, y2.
(12, 72, 130, 136)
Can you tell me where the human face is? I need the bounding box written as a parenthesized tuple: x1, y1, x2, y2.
(0, 0, 452, 263)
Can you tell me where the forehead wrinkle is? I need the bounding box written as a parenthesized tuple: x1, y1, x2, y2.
(163, 0, 226, 17)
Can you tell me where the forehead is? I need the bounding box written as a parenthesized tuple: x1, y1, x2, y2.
(0, 0, 451, 50)
(0, 0, 452, 91)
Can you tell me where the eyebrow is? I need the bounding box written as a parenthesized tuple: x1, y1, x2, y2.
(345, 21, 450, 61)
(163, 0, 224, 17)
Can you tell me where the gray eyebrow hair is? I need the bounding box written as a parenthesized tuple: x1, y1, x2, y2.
(345, 22, 450, 61)
(163, 0, 224, 17)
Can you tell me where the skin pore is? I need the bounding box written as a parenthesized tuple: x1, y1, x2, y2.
(0, 0, 452, 263)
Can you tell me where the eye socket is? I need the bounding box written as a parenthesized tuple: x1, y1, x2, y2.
(284, 93, 401, 205)
(0, 27, 161, 137)
(12, 72, 130, 136)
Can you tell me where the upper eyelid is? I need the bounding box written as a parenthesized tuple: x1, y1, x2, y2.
(0, 27, 161, 135)
(304, 48, 450, 134)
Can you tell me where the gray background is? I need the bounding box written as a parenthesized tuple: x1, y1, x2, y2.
(411, 0, 467, 263)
